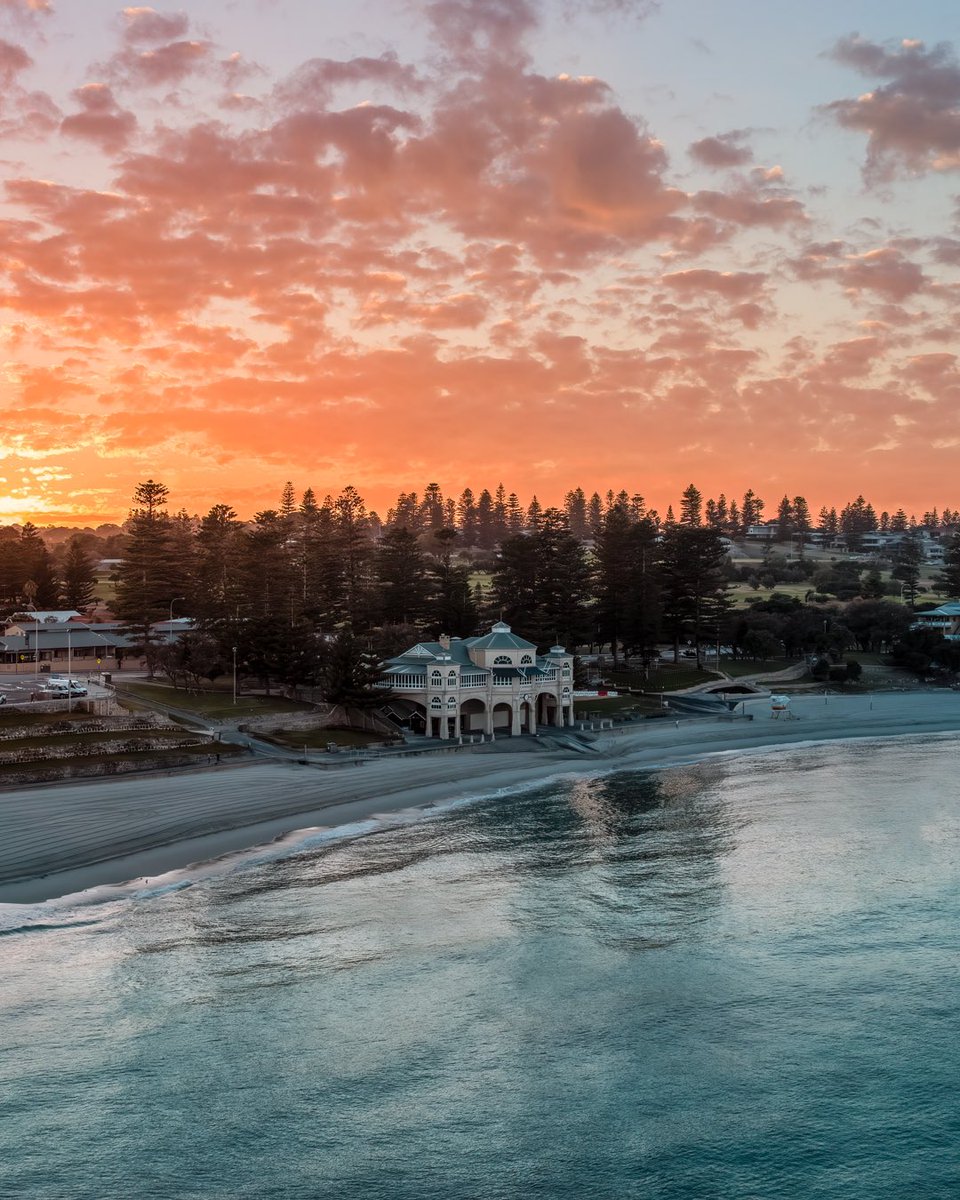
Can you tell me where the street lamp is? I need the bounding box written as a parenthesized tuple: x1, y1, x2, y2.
(66, 626, 72, 713)
(232, 645, 238, 705)
(169, 596, 184, 625)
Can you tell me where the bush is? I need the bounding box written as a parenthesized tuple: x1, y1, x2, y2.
(844, 660, 863, 682)
(811, 658, 831, 681)
(828, 665, 849, 682)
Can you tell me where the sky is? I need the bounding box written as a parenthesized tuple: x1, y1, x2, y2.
(1, 0, 959, 525)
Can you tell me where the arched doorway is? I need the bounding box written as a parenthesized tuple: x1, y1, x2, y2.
(538, 694, 558, 727)
(460, 697, 486, 736)
(491, 702, 513, 735)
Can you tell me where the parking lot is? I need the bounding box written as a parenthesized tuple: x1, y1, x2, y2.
(0, 672, 113, 707)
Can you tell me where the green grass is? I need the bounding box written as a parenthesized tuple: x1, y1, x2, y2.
(608, 666, 719, 693)
(0, 742, 244, 779)
(574, 694, 666, 718)
(264, 728, 390, 751)
(116, 681, 313, 720)
(0, 709, 96, 731)
(719, 658, 796, 678)
(0, 729, 204, 753)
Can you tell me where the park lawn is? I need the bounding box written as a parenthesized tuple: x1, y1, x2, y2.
(0, 742, 244, 779)
(0, 729, 204, 753)
(116, 681, 313, 720)
(0, 709, 97, 731)
(265, 728, 391, 751)
(574, 694, 660, 718)
(609, 665, 720, 693)
(719, 658, 797, 678)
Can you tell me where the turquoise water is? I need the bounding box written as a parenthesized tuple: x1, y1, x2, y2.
(2, 736, 959, 1199)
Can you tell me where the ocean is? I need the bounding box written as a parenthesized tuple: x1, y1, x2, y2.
(1, 735, 959, 1199)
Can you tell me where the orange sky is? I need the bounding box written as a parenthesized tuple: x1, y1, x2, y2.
(1, 1, 960, 524)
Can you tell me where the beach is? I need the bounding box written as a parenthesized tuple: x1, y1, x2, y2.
(3, 690, 959, 905)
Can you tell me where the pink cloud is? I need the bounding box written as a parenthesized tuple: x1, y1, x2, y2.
(120, 7, 190, 44)
(824, 35, 960, 180)
(688, 130, 753, 169)
(60, 82, 137, 151)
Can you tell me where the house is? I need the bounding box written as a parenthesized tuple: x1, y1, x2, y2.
(380, 621, 576, 739)
(912, 602, 960, 642)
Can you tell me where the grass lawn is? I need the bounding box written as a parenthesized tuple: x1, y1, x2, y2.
(609, 665, 720, 693)
(265, 728, 391, 751)
(574, 694, 667, 718)
(0, 742, 244, 779)
(719, 658, 797, 678)
(116, 681, 313, 720)
(0, 729, 204, 754)
(0, 710, 96, 731)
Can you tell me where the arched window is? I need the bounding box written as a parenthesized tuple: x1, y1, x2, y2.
(430, 697, 442, 709)
(562, 663, 571, 675)
(431, 670, 442, 684)
(447, 696, 456, 707)
(520, 654, 533, 664)
(493, 654, 511, 665)
(447, 670, 457, 683)
(562, 685, 571, 694)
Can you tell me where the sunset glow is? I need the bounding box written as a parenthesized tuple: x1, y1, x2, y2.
(2, 0, 959, 523)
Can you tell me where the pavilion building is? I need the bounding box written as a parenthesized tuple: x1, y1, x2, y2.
(380, 621, 576, 739)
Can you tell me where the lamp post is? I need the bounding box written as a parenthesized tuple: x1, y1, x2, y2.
(232, 645, 238, 706)
(67, 626, 72, 713)
(169, 596, 184, 625)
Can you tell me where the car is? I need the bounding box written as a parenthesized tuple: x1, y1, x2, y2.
(48, 676, 88, 695)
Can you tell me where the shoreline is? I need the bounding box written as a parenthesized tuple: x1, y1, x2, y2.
(2, 691, 959, 906)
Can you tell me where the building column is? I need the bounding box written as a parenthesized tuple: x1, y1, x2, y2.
(567, 703, 576, 727)
(511, 703, 522, 736)
(485, 702, 494, 736)
(553, 699, 563, 727)
(453, 709, 461, 739)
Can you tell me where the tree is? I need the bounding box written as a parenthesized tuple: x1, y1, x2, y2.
(775, 496, 794, 543)
(17, 524, 60, 607)
(741, 489, 764, 529)
(660, 525, 730, 667)
(679, 484, 703, 527)
(320, 629, 390, 708)
(793, 495, 811, 557)
(426, 528, 478, 637)
(61, 535, 98, 611)
(890, 531, 924, 608)
(114, 480, 180, 674)
(937, 532, 960, 598)
(374, 526, 432, 626)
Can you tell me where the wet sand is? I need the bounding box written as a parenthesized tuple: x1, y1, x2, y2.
(2, 691, 958, 904)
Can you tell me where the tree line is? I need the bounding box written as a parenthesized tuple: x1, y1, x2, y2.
(2, 477, 959, 695)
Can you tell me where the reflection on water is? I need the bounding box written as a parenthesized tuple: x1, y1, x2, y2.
(1, 736, 959, 1200)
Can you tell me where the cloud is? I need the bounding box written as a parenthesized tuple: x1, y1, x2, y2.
(0, 36, 30, 79)
(823, 34, 960, 181)
(688, 129, 753, 169)
(120, 7, 190, 44)
(660, 268, 766, 298)
(60, 83, 137, 152)
(108, 37, 211, 87)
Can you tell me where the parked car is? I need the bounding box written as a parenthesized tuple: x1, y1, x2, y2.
(48, 676, 88, 695)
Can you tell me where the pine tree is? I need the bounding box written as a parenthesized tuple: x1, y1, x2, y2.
(374, 527, 431, 626)
(114, 480, 180, 674)
(659, 525, 731, 666)
(679, 484, 703, 527)
(936, 532, 960, 598)
(564, 487, 589, 539)
(458, 488, 478, 546)
(61, 534, 98, 611)
(793, 496, 811, 557)
(775, 496, 794, 543)
(891, 531, 924, 607)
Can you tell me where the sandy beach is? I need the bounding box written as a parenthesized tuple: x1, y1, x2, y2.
(2, 690, 959, 905)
